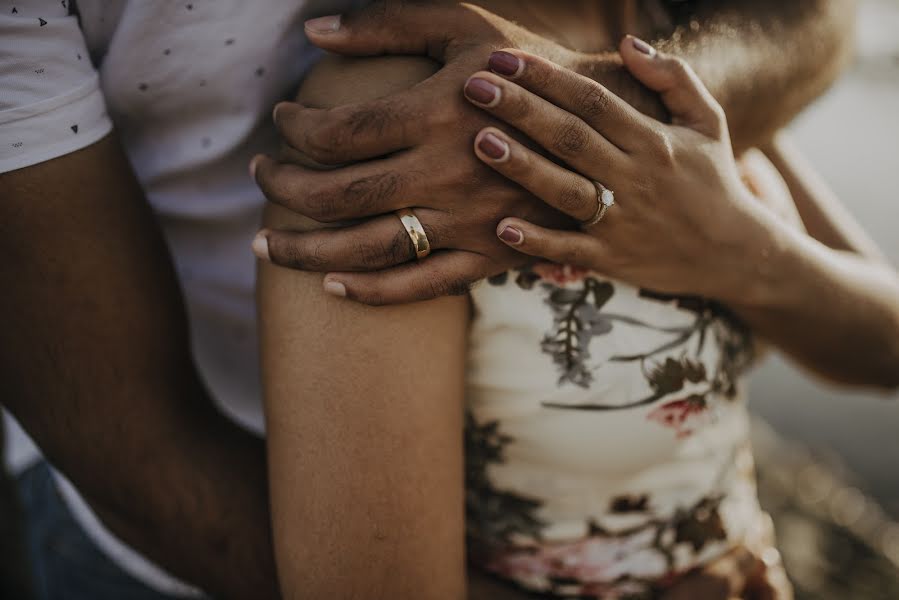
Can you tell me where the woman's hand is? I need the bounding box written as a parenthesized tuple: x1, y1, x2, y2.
(466, 36, 788, 306)
(250, 3, 664, 306)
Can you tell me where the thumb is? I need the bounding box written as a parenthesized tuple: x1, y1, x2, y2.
(304, 2, 460, 60)
(619, 35, 726, 138)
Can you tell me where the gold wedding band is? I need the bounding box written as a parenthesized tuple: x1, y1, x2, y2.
(582, 181, 615, 227)
(396, 208, 431, 260)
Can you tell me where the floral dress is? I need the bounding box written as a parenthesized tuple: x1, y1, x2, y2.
(464, 264, 769, 598)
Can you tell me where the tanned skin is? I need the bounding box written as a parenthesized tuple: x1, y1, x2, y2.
(0, 137, 278, 600)
(0, 2, 854, 597)
(253, 0, 858, 303)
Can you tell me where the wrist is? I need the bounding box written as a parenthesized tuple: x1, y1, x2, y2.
(706, 202, 807, 311)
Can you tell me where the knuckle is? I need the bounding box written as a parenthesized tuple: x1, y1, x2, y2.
(424, 99, 456, 130)
(556, 178, 591, 218)
(447, 277, 474, 297)
(668, 56, 692, 81)
(275, 237, 323, 270)
(708, 104, 728, 138)
(427, 276, 471, 300)
(304, 185, 343, 222)
(307, 170, 407, 222)
(550, 116, 590, 158)
(420, 221, 442, 250)
(389, 227, 416, 263)
(574, 83, 611, 121)
(526, 60, 554, 90)
(353, 238, 387, 269)
(359, 287, 388, 306)
(504, 88, 531, 121)
(347, 101, 402, 141)
(346, 171, 403, 214)
(500, 144, 530, 178)
(303, 121, 344, 164)
(647, 130, 676, 166)
(558, 244, 586, 267)
(257, 168, 291, 205)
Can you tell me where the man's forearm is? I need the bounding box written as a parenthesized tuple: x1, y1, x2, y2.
(88, 404, 278, 600)
(0, 137, 278, 599)
(658, 0, 857, 151)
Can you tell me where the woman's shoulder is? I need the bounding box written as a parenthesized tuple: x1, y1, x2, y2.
(298, 54, 440, 108)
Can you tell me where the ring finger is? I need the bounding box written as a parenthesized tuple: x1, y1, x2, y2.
(473, 127, 619, 225)
(256, 208, 447, 272)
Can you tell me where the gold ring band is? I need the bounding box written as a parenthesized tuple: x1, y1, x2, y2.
(582, 181, 615, 227)
(396, 208, 431, 260)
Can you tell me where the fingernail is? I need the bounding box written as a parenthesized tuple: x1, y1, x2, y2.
(305, 15, 341, 34)
(272, 102, 286, 123)
(477, 132, 509, 161)
(251, 231, 270, 261)
(323, 278, 347, 297)
(488, 51, 523, 78)
(629, 35, 656, 57)
(464, 78, 500, 107)
(498, 226, 523, 246)
(248, 155, 261, 179)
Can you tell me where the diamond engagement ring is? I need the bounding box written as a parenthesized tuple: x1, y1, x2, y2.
(582, 182, 615, 227)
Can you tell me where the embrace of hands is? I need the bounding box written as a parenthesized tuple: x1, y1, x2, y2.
(251, 2, 791, 311)
(250, 4, 795, 598)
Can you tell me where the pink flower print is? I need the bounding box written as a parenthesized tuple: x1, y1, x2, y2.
(531, 262, 590, 285)
(486, 528, 665, 591)
(647, 394, 710, 439)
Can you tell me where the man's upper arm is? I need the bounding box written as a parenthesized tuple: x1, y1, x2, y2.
(0, 2, 204, 518)
(0, 11, 277, 596)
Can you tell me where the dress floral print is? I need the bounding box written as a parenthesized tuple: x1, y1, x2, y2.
(465, 263, 764, 598)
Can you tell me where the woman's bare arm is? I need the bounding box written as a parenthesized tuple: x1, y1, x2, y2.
(725, 136, 899, 389)
(761, 134, 886, 261)
(257, 56, 469, 599)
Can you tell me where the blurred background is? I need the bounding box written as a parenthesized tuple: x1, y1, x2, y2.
(748, 0, 899, 597)
(2, 1, 898, 598)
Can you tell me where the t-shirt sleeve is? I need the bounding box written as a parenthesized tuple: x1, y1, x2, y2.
(0, 4, 113, 173)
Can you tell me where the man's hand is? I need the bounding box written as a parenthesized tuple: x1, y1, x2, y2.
(252, 1, 660, 305)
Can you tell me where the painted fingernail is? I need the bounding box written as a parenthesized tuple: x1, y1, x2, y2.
(629, 35, 656, 57)
(488, 51, 523, 78)
(477, 132, 509, 161)
(251, 231, 270, 261)
(464, 78, 500, 107)
(323, 278, 347, 297)
(305, 15, 341, 34)
(248, 155, 261, 179)
(498, 226, 523, 246)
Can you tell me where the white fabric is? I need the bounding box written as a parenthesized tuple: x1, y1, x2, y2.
(1, 0, 359, 595)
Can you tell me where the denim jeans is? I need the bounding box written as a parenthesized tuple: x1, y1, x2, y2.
(17, 462, 189, 600)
